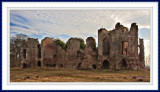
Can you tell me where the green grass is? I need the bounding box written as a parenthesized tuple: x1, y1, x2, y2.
(10, 67, 150, 82)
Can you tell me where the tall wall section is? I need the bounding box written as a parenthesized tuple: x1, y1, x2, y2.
(98, 23, 140, 70)
(139, 38, 145, 69)
(80, 37, 98, 69)
(21, 38, 39, 68)
(41, 37, 57, 67)
(65, 38, 84, 68)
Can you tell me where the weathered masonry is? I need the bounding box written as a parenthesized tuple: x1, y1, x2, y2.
(21, 23, 145, 70)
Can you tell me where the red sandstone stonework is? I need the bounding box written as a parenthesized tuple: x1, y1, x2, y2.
(21, 23, 145, 70)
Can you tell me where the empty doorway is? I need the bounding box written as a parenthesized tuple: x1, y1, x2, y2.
(122, 59, 127, 69)
(37, 61, 41, 67)
(22, 63, 27, 68)
(103, 60, 110, 69)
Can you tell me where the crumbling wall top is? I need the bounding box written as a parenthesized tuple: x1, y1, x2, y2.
(98, 28, 107, 33)
(115, 22, 123, 29)
(41, 37, 54, 47)
(115, 22, 129, 32)
(25, 38, 39, 48)
(139, 38, 144, 43)
(131, 23, 138, 30)
(66, 37, 83, 50)
(86, 37, 96, 51)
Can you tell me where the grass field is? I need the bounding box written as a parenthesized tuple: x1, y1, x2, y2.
(10, 67, 150, 82)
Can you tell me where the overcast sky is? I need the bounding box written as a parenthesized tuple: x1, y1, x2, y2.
(10, 10, 150, 62)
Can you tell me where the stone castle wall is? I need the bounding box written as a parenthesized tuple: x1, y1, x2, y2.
(98, 23, 140, 70)
(21, 23, 145, 70)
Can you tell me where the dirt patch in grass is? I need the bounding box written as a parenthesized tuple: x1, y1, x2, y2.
(10, 67, 150, 82)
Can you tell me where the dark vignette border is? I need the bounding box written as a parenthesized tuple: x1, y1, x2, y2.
(0, 0, 159, 91)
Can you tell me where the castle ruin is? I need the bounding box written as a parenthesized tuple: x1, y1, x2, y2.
(21, 23, 145, 70)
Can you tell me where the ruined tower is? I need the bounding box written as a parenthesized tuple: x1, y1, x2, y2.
(21, 38, 39, 68)
(98, 22, 141, 70)
(139, 38, 145, 69)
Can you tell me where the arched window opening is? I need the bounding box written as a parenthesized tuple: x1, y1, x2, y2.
(77, 51, 81, 57)
(122, 41, 128, 55)
(23, 49, 26, 59)
(38, 44, 41, 58)
(103, 38, 110, 55)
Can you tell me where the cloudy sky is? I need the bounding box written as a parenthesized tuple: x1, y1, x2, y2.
(10, 10, 150, 65)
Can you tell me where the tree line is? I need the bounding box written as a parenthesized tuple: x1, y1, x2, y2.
(10, 34, 28, 67)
